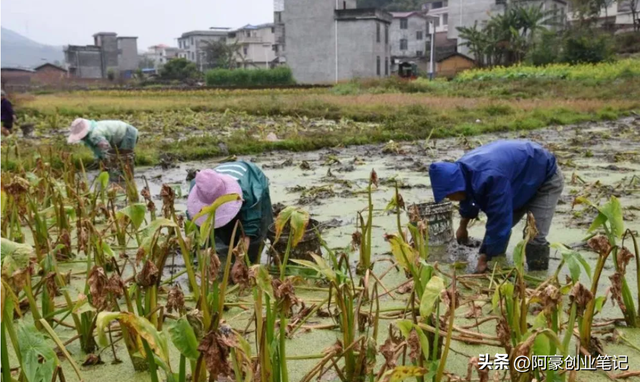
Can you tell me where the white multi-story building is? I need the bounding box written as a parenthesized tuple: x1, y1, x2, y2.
(177, 28, 230, 71)
(143, 44, 180, 69)
(226, 23, 278, 69)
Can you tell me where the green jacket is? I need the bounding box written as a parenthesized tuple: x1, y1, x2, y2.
(188, 161, 273, 239)
(82, 120, 138, 159)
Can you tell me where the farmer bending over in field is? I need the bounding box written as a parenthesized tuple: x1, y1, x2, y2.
(187, 161, 274, 263)
(67, 118, 139, 160)
(1, 90, 16, 137)
(428, 140, 563, 273)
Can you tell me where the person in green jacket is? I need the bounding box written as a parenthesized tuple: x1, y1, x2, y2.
(186, 161, 274, 263)
(67, 118, 139, 159)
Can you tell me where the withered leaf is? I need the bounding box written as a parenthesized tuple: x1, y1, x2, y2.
(136, 260, 159, 287)
(588, 235, 611, 256)
(88, 266, 108, 310)
(166, 285, 185, 313)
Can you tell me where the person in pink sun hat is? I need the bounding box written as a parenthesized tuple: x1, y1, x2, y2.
(187, 161, 274, 263)
(67, 118, 139, 160)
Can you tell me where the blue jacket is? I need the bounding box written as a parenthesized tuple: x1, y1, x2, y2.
(429, 140, 557, 257)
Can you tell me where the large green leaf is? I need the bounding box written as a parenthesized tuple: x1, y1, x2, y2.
(512, 240, 525, 275)
(168, 317, 200, 360)
(419, 276, 445, 319)
(291, 254, 336, 282)
(551, 243, 591, 282)
(117, 203, 147, 230)
(274, 206, 310, 247)
(1, 238, 33, 275)
(97, 171, 109, 190)
(599, 196, 624, 239)
(18, 323, 58, 382)
(97, 312, 170, 365)
(396, 320, 430, 361)
(382, 366, 428, 382)
(138, 218, 178, 236)
(192, 193, 242, 247)
(387, 234, 417, 272)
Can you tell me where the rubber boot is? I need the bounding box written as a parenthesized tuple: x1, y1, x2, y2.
(526, 243, 550, 271)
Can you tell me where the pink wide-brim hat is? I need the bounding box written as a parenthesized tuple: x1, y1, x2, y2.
(187, 169, 243, 228)
(67, 118, 90, 144)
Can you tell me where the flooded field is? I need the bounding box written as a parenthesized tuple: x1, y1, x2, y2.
(3, 117, 640, 382)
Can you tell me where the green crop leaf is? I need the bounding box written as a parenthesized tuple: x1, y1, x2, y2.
(252, 265, 274, 299)
(97, 171, 109, 190)
(192, 193, 242, 247)
(97, 312, 170, 365)
(168, 317, 200, 360)
(594, 296, 607, 314)
(419, 275, 445, 319)
(382, 366, 428, 382)
(552, 243, 591, 282)
(18, 323, 58, 382)
(512, 240, 525, 275)
(117, 203, 147, 229)
(1, 190, 7, 216)
(291, 254, 335, 282)
(387, 234, 417, 272)
(102, 242, 115, 259)
(599, 196, 624, 239)
(274, 206, 310, 247)
(139, 217, 178, 235)
(1, 238, 33, 276)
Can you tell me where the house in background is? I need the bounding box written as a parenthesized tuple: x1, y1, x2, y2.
(568, 0, 638, 31)
(64, 32, 138, 79)
(389, 11, 438, 74)
(177, 28, 230, 71)
(33, 63, 68, 82)
(227, 23, 277, 69)
(143, 44, 180, 69)
(447, 0, 568, 57)
(435, 51, 474, 77)
(282, 0, 392, 84)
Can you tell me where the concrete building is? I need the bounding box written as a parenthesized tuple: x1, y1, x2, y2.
(447, 0, 568, 56)
(283, 0, 392, 84)
(177, 29, 229, 71)
(143, 44, 181, 69)
(274, 0, 286, 64)
(568, 0, 638, 31)
(227, 23, 277, 69)
(64, 32, 139, 79)
(117, 37, 139, 76)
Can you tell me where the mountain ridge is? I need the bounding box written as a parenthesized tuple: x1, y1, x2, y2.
(1, 27, 65, 68)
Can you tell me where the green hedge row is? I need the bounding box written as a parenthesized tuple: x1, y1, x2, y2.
(205, 66, 295, 86)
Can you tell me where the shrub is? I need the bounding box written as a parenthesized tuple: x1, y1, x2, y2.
(561, 29, 613, 65)
(204, 66, 294, 86)
(160, 58, 200, 81)
(528, 30, 563, 66)
(614, 32, 640, 54)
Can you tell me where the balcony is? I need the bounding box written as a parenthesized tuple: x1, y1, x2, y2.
(236, 35, 264, 44)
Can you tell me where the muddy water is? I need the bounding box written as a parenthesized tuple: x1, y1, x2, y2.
(34, 117, 640, 382)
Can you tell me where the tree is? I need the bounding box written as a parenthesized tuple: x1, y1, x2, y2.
(159, 58, 200, 81)
(138, 55, 156, 70)
(201, 40, 244, 70)
(618, 0, 639, 31)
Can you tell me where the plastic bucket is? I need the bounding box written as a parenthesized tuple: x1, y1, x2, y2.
(408, 201, 454, 246)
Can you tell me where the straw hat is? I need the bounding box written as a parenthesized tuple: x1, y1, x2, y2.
(67, 118, 91, 143)
(187, 169, 243, 227)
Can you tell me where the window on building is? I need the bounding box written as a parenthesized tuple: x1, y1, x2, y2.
(400, 39, 408, 50)
(434, 17, 440, 28)
(416, 50, 423, 57)
(385, 24, 389, 44)
(400, 18, 408, 29)
(377, 23, 381, 43)
(191, 51, 194, 60)
(376, 56, 381, 76)
(343, 1, 346, 9)
(416, 30, 423, 40)
(443, 14, 448, 25)
(190, 37, 194, 45)
(243, 46, 248, 55)
(271, 27, 275, 33)
(272, 45, 279, 53)
(246, 31, 251, 37)
(385, 57, 389, 75)
(431, 1, 443, 9)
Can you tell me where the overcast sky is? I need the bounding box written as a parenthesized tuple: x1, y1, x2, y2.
(2, 0, 274, 50)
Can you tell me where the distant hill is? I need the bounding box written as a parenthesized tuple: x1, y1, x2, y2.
(1, 27, 64, 68)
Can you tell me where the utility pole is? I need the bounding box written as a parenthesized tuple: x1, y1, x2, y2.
(428, 20, 435, 80)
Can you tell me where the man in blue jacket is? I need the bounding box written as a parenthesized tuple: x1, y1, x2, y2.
(429, 140, 563, 273)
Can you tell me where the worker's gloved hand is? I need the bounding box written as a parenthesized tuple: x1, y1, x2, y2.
(456, 225, 469, 245)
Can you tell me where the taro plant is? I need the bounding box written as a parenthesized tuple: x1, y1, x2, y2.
(575, 196, 639, 329)
(273, 205, 310, 278)
(356, 169, 377, 274)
